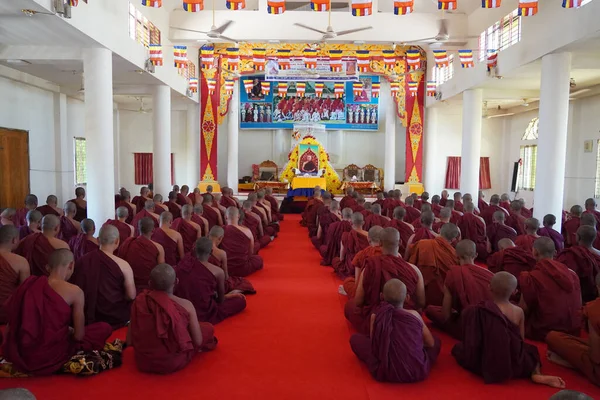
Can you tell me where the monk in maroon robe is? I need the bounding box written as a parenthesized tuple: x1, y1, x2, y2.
(220, 207, 263, 277)
(404, 211, 438, 260)
(69, 219, 99, 261)
(131, 187, 152, 214)
(452, 271, 565, 388)
(16, 215, 70, 276)
(72, 225, 136, 329)
(506, 201, 527, 235)
(452, 192, 464, 212)
(242, 201, 270, 252)
(584, 198, 600, 230)
(425, 240, 493, 339)
(166, 191, 182, 220)
(363, 204, 390, 231)
(332, 213, 370, 279)
(13, 194, 38, 228)
(131, 200, 160, 236)
(264, 187, 283, 221)
(340, 188, 358, 211)
(444, 200, 463, 224)
(345, 228, 425, 334)
(171, 205, 203, 255)
(174, 238, 246, 324)
(189, 204, 209, 236)
(457, 202, 489, 261)
(388, 207, 414, 257)
(2, 249, 112, 376)
(538, 214, 564, 251)
(188, 188, 202, 206)
(519, 237, 582, 341)
(478, 191, 488, 213)
(251, 195, 277, 238)
(152, 212, 184, 267)
(18, 209, 42, 241)
(302, 191, 324, 235)
(514, 218, 541, 253)
(487, 239, 536, 280)
(152, 194, 168, 217)
(437, 190, 448, 207)
(176, 185, 193, 207)
(402, 197, 421, 224)
(208, 226, 256, 294)
(311, 201, 341, 249)
(68, 187, 87, 222)
(0, 225, 30, 324)
(58, 202, 81, 243)
(103, 206, 134, 249)
(128, 264, 216, 374)
(562, 205, 582, 248)
(480, 194, 509, 226)
(487, 210, 518, 253)
(116, 190, 136, 224)
(320, 208, 353, 266)
(350, 279, 440, 383)
(36, 195, 62, 218)
(342, 227, 383, 299)
(201, 194, 223, 230)
(220, 187, 239, 210)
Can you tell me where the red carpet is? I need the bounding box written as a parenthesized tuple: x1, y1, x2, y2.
(1, 214, 598, 399)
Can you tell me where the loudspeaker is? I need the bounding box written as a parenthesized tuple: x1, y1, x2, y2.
(510, 162, 519, 192)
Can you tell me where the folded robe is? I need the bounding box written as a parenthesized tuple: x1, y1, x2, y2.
(363, 214, 390, 231)
(103, 219, 132, 249)
(486, 223, 517, 253)
(408, 237, 458, 307)
(68, 199, 87, 222)
(538, 227, 564, 251)
(118, 236, 159, 293)
(131, 210, 159, 237)
(174, 254, 246, 324)
(519, 259, 582, 341)
(130, 290, 216, 374)
(388, 219, 413, 257)
(3, 276, 111, 376)
(487, 247, 536, 278)
(58, 216, 79, 244)
(209, 253, 256, 294)
(556, 245, 600, 303)
(36, 205, 60, 217)
(152, 229, 179, 267)
(562, 217, 581, 248)
(171, 218, 199, 255)
(320, 220, 352, 266)
(203, 205, 221, 230)
(342, 246, 382, 298)
(15, 232, 55, 276)
(332, 230, 369, 279)
(451, 300, 540, 384)
(220, 225, 263, 277)
(242, 213, 268, 253)
(514, 234, 539, 253)
(69, 233, 99, 261)
(71, 249, 132, 329)
(0, 254, 19, 324)
(457, 213, 488, 259)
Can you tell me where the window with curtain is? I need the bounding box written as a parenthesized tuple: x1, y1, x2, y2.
(478, 9, 521, 61)
(444, 157, 492, 190)
(134, 153, 175, 185)
(518, 145, 537, 191)
(74, 137, 87, 185)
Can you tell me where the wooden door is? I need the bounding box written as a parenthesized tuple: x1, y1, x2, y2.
(0, 128, 30, 209)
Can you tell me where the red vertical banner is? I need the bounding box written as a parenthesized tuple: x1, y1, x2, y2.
(200, 58, 220, 182)
(404, 75, 424, 183)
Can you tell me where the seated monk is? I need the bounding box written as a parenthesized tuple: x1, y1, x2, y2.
(431, 207, 449, 233)
(119, 217, 165, 293)
(420, 192, 431, 211)
(175, 185, 193, 207)
(201, 194, 223, 230)
(556, 225, 600, 303)
(363, 204, 390, 231)
(353, 196, 367, 216)
(191, 204, 210, 237)
(131, 186, 152, 214)
(311, 192, 332, 237)
(562, 205, 582, 248)
(152, 212, 184, 267)
(249, 193, 277, 238)
(506, 200, 526, 235)
(166, 191, 182, 220)
(19, 210, 42, 240)
(257, 189, 280, 232)
(103, 206, 134, 248)
(457, 202, 489, 261)
(514, 218, 541, 253)
(538, 214, 565, 251)
(188, 187, 203, 206)
(345, 228, 425, 334)
(519, 237, 582, 341)
(72, 225, 136, 328)
(320, 208, 353, 266)
(439, 190, 449, 207)
(500, 193, 512, 211)
(303, 190, 324, 236)
(311, 200, 341, 249)
(480, 194, 509, 226)
(2, 249, 112, 376)
(0, 208, 16, 227)
(127, 264, 217, 374)
(131, 200, 160, 236)
(487, 239, 536, 280)
(116, 190, 136, 224)
(153, 194, 168, 216)
(388, 206, 414, 257)
(220, 207, 263, 277)
(208, 226, 256, 294)
(444, 200, 463, 224)
(212, 194, 228, 223)
(350, 279, 440, 383)
(16, 215, 69, 276)
(219, 187, 239, 210)
(425, 240, 493, 340)
(372, 191, 385, 208)
(403, 196, 421, 225)
(264, 187, 283, 222)
(68, 187, 87, 222)
(584, 197, 600, 230)
(58, 202, 81, 243)
(0, 225, 30, 324)
(14, 194, 38, 228)
(69, 219, 99, 261)
(519, 198, 532, 218)
(581, 213, 600, 248)
(452, 272, 565, 388)
(204, 185, 215, 202)
(340, 187, 358, 211)
(387, 190, 406, 218)
(408, 223, 460, 307)
(342, 226, 383, 298)
(404, 211, 438, 260)
(478, 190, 488, 213)
(241, 200, 269, 253)
(453, 192, 464, 212)
(36, 195, 63, 217)
(174, 237, 247, 323)
(332, 212, 369, 279)
(547, 273, 600, 387)
(171, 205, 203, 254)
(430, 195, 443, 217)
(487, 210, 518, 253)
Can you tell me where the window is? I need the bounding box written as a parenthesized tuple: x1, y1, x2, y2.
(180, 60, 197, 78)
(522, 117, 539, 140)
(74, 137, 87, 185)
(595, 140, 600, 198)
(478, 9, 521, 61)
(128, 3, 161, 48)
(433, 54, 454, 85)
(518, 145, 537, 191)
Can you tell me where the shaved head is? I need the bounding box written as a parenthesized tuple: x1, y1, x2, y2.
(368, 226, 384, 244)
(351, 212, 364, 227)
(182, 205, 193, 218)
(48, 248, 74, 271)
(26, 209, 42, 224)
(202, 194, 213, 204)
(431, 195, 440, 205)
(439, 207, 452, 219)
(153, 194, 163, 203)
(381, 227, 400, 253)
(242, 200, 253, 211)
(46, 195, 58, 206)
(543, 214, 556, 226)
(533, 237, 555, 259)
(150, 263, 177, 291)
(420, 211, 435, 227)
(194, 237, 213, 261)
(342, 208, 353, 220)
(99, 224, 119, 245)
(491, 271, 518, 301)
(330, 200, 340, 212)
(144, 200, 155, 211)
(41, 215, 59, 232)
(498, 238, 516, 250)
(81, 218, 95, 234)
(440, 223, 460, 242)
(139, 217, 155, 235)
(489, 194, 500, 205)
(393, 206, 406, 220)
(383, 278, 406, 307)
(0, 208, 15, 220)
(160, 211, 173, 224)
(64, 201, 76, 215)
(25, 194, 38, 207)
(209, 225, 224, 239)
(194, 204, 204, 215)
(226, 206, 239, 221)
(585, 198, 596, 210)
(0, 225, 18, 245)
(493, 210, 506, 222)
(371, 204, 382, 215)
(421, 192, 430, 201)
(570, 205, 583, 217)
(464, 201, 475, 212)
(581, 213, 596, 227)
(524, 218, 540, 233)
(456, 239, 477, 259)
(116, 206, 129, 219)
(421, 204, 432, 213)
(405, 196, 414, 206)
(577, 225, 597, 247)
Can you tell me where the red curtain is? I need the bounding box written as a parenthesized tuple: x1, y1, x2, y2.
(134, 153, 175, 185)
(444, 156, 461, 189)
(479, 157, 491, 189)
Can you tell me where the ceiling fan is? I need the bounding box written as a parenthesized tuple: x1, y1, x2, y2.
(402, 17, 479, 47)
(294, 4, 373, 42)
(122, 97, 152, 114)
(170, 0, 238, 42)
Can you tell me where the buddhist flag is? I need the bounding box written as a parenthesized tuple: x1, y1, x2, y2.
(149, 44, 163, 66)
(334, 83, 345, 98)
(189, 77, 199, 93)
(261, 81, 271, 95)
(433, 50, 449, 68)
(371, 82, 380, 98)
(438, 0, 456, 10)
(562, 0, 583, 8)
(296, 82, 306, 97)
(277, 49, 291, 70)
(142, 0, 162, 7)
(487, 49, 498, 72)
(408, 81, 418, 96)
(329, 50, 343, 72)
(352, 82, 363, 96)
(518, 0, 538, 15)
(68, 0, 78, 6)
(226, 47, 240, 71)
(311, 0, 330, 11)
(278, 82, 288, 97)
(481, 0, 501, 8)
(226, 0, 245, 9)
(173, 45, 188, 68)
(427, 81, 437, 97)
(458, 50, 474, 68)
(390, 81, 400, 97)
(225, 80, 235, 96)
(315, 82, 324, 97)
(200, 46, 214, 70)
(253, 48, 267, 71)
(355, 50, 370, 72)
(382, 50, 396, 70)
(351, 0, 372, 16)
(207, 78, 216, 95)
(394, 0, 413, 15)
(183, 0, 203, 11)
(267, 0, 285, 13)
(406, 49, 420, 71)
(304, 48, 318, 70)
(243, 79, 253, 94)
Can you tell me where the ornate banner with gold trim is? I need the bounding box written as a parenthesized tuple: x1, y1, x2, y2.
(200, 61, 220, 182)
(404, 69, 424, 184)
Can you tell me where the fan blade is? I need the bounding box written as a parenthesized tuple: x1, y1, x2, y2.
(402, 36, 438, 44)
(218, 35, 239, 42)
(439, 18, 448, 37)
(335, 26, 373, 36)
(294, 23, 327, 35)
(213, 20, 234, 34)
(170, 26, 209, 34)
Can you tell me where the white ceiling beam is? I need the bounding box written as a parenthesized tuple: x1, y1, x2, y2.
(0, 45, 83, 61)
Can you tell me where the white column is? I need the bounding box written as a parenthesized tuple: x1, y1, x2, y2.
(153, 85, 171, 196)
(460, 89, 483, 198)
(423, 107, 438, 193)
(187, 103, 200, 186)
(384, 82, 396, 191)
(113, 107, 120, 190)
(533, 53, 572, 232)
(227, 83, 239, 190)
(83, 48, 114, 226)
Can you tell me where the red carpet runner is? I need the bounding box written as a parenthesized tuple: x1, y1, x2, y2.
(1, 215, 598, 399)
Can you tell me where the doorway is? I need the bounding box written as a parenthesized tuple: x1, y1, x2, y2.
(0, 128, 30, 209)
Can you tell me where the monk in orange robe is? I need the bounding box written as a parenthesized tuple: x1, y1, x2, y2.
(192, 204, 210, 237)
(175, 237, 247, 323)
(18, 209, 42, 240)
(69, 219, 99, 261)
(562, 205, 582, 248)
(152, 212, 184, 267)
(208, 226, 256, 294)
(408, 223, 460, 307)
(220, 207, 263, 277)
(457, 201, 489, 260)
(131, 186, 152, 214)
(188, 188, 203, 206)
(584, 198, 600, 230)
(16, 215, 69, 276)
(0, 225, 30, 324)
(345, 228, 425, 334)
(2, 249, 112, 376)
(68, 187, 87, 222)
(519, 237, 582, 341)
(404, 211, 439, 259)
(487, 238, 536, 280)
(171, 205, 203, 254)
(58, 201, 81, 243)
(241, 200, 270, 252)
(342, 226, 383, 298)
(388, 206, 414, 257)
(72, 224, 136, 328)
(131, 200, 160, 236)
(165, 191, 182, 220)
(13, 194, 38, 228)
(311, 200, 341, 249)
(119, 217, 165, 294)
(363, 204, 390, 231)
(320, 208, 353, 266)
(332, 212, 370, 279)
(103, 206, 134, 248)
(514, 218, 541, 253)
(201, 194, 223, 230)
(128, 263, 217, 374)
(36, 195, 63, 218)
(425, 240, 493, 339)
(487, 210, 518, 253)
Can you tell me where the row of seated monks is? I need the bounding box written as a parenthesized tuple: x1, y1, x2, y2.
(0, 184, 284, 375)
(301, 186, 600, 388)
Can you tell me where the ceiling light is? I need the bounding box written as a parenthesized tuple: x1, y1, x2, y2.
(4, 59, 31, 65)
(570, 88, 591, 96)
(487, 113, 514, 119)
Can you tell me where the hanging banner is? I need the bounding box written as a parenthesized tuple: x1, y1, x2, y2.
(315, 82, 324, 97)
(562, 0, 582, 8)
(406, 49, 421, 71)
(267, 0, 285, 13)
(329, 50, 343, 72)
(278, 82, 288, 96)
(253, 48, 267, 71)
(438, 0, 456, 10)
(200, 68, 220, 183)
(382, 50, 396, 70)
(518, 0, 538, 15)
(149, 44, 163, 66)
(277, 49, 292, 70)
(390, 81, 400, 96)
(226, 47, 240, 71)
(408, 81, 418, 96)
(433, 50, 449, 68)
(189, 77, 199, 93)
(183, 0, 203, 11)
(487, 49, 498, 72)
(482, 0, 501, 8)
(226, 0, 245, 9)
(405, 77, 424, 184)
(458, 50, 474, 68)
(264, 57, 358, 81)
(142, 0, 162, 7)
(351, 0, 372, 16)
(427, 81, 436, 97)
(225, 80, 235, 96)
(355, 50, 370, 72)
(371, 82, 380, 98)
(352, 82, 363, 96)
(243, 79, 253, 93)
(200, 46, 215, 70)
(261, 81, 271, 95)
(311, 0, 330, 11)
(173, 45, 188, 68)
(394, 0, 413, 15)
(68, 0, 79, 7)
(296, 82, 306, 97)
(303, 48, 318, 69)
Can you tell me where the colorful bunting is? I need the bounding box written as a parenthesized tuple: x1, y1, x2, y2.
(518, 0, 538, 15)
(334, 83, 345, 98)
(432, 50, 449, 68)
(390, 82, 400, 97)
(296, 82, 306, 97)
(382, 50, 396, 70)
(487, 49, 498, 72)
(329, 50, 343, 72)
(267, 0, 285, 13)
(458, 50, 474, 68)
(371, 82, 380, 98)
(189, 77, 199, 93)
(311, 0, 330, 11)
(427, 81, 437, 97)
(352, 82, 363, 96)
(226, 0, 245, 9)
(243, 79, 253, 94)
(394, 0, 413, 15)
(408, 81, 418, 96)
(355, 50, 370, 72)
(261, 81, 271, 95)
(200, 46, 214, 70)
(315, 83, 324, 97)
(562, 0, 583, 8)
(226, 47, 240, 71)
(351, 0, 372, 16)
(406, 49, 421, 71)
(481, 0, 501, 8)
(278, 82, 288, 97)
(173, 45, 188, 68)
(225, 80, 235, 96)
(207, 78, 216, 95)
(438, 0, 456, 10)
(277, 49, 291, 70)
(149, 44, 163, 66)
(68, 0, 78, 6)
(183, 0, 203, 11)
(142, 0, 162, 7)
(253, 48, 267, 71)
(304, 48, 318, 70)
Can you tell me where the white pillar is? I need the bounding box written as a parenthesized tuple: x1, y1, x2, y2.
(153, 85, 171, 196)
(113, 107, 120, 190)
(83, 48, 115, 226)
(384, 82, 396, 191)
(533, 53, 571, 232)
(227, 83, 239, 190)
(187, 103, 200, 187)
(423, 107, 438, 193)
(460, 89, 483, 198)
